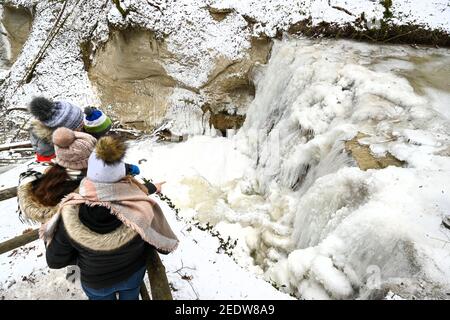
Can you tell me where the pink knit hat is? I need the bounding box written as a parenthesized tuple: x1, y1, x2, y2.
(52, 127, 97, 170)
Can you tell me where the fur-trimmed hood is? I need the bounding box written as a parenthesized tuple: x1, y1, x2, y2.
(29, 119, 55, 156)
(61, 205, 138, 252)
(18, 181, 59, 224)
(17, 163, 84, 223)
(29, 119, 53, 142)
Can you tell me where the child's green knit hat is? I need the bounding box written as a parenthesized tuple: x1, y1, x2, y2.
(83, 106, 112, 138)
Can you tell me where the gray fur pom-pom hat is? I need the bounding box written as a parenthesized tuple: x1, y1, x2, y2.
(29, 97, 84, 130)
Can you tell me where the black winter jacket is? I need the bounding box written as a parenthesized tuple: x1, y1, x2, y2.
(46, 182, 157, 289)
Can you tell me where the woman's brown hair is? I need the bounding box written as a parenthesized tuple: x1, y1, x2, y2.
(31, 164, 81, 206)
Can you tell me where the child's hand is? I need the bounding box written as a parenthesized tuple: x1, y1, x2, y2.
(154, 181, 166, 193)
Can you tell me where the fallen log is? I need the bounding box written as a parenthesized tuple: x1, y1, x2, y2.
(0, 141, 32, 152)
(0, 186, 18, 202)
(0, 228, 39, 255)
(147, 247, 173, 300)
(110, 128, 141, 137)
(5, 107, 29, 114)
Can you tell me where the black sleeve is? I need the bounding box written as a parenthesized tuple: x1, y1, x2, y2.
(144, 181, 157, 195)
(45, 221, 77, 269)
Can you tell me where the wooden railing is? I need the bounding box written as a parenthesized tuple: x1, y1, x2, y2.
(0, 186, 18, 202)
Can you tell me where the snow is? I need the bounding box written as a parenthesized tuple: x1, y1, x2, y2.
(210, 0, 450, 36)
(1, 0, 105, 111)
(157, 198, 291, 300)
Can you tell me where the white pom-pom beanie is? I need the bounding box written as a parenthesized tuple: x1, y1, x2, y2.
(86, 136, 127, 183)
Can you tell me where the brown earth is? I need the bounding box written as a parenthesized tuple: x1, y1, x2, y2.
(345, 132, 406, 170)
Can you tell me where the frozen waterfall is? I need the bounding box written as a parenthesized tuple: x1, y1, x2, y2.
(132, 37, 450, 299)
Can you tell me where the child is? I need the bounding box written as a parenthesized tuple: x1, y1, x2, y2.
(28, 97, 84, 162)
(83, 106, 112, 139)
(83, 106, 141, 176)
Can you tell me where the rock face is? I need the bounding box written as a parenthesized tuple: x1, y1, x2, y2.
(87, 29, 177, 131)
(87, 28, 272, 132)
(202, 106, 246, 136)
(1, 5, 32, 65)
(200, 37, 272, 114)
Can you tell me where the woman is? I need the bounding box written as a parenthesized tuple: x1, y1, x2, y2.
(41, 136, 178, 300)
(18, 127, 97, 223)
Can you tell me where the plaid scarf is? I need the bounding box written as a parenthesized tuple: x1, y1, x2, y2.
(40, 177, 179, 254)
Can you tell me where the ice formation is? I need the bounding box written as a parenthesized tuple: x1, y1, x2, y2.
(132, 37, 450, 299)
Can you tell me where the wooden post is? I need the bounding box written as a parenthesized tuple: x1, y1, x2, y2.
(0, 186, 18, 202)
(0, 228, 39, 255)
(147, 247, 173, 300)
(140, 282, 151, 300)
